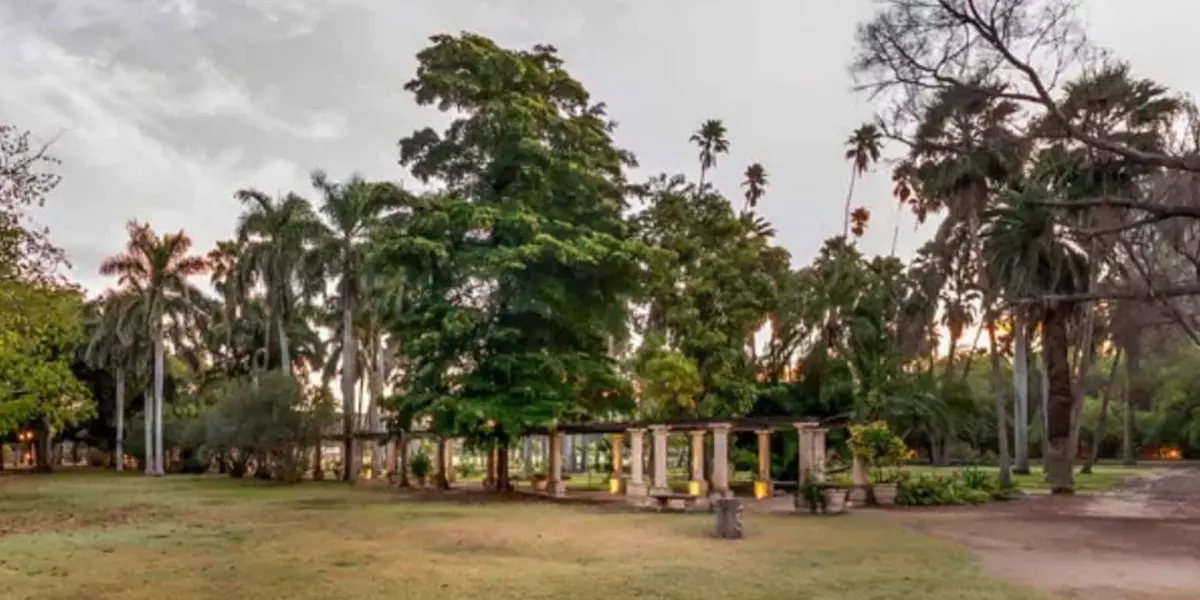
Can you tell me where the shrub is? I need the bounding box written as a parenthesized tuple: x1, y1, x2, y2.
(410, 452, 433, 479)
(895, 468, 1004, 507)
(455, 461, 481, 479)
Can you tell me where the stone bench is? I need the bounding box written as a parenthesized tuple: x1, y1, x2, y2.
(647, 491, 709, 512)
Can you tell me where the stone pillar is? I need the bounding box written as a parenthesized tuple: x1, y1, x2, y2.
(625, 428, 647, 498)
(548, 430, 566, 497)
(443, 439, 457, 483)
(811, 428, 827, 482)
(522, 436, 534, 478)
(795, 423, 815, 484)
(649, 425, 670, 495)
(688, 430, 707, 497)
(755, 429, 772, 499)
(610, 431, 625, 494)
(709, 423, 732, 499)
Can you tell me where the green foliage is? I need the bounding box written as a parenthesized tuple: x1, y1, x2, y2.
(0, 279, 92, 435)
(410, 452, 433, 479)
(895, 467, 1009, 506)
(633, 340, 702, 418)
(848, 421, 907, 467)
(368, 33, 642, 442)
(203, 372, 334, 482)
(797, 479, 827, 514)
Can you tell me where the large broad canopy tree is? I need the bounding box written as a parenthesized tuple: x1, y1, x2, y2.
(368, 33, 642, 486)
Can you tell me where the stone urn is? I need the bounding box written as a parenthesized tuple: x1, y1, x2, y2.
(822, 488, 848, 514)
(873, 482, 899, 506)
(533, 475, 548, 492)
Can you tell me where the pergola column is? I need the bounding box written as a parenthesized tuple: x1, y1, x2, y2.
(754, 429, 772, 499)
(649, 425, 670, 495)
(709, 423, 732, 499)
(795, 423, 817, 484)
(625, 428, 647, 498)
(811, 428, 827, 482)
(610, 431, 625, 494)
(688, 430, 707, 497)
(548, 430, 566, 497)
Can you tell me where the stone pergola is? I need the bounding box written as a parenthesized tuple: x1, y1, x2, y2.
(522, 416, 827, 504)
(322, 415, 829, 506)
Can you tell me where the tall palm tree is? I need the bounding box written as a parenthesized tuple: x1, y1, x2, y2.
(741, 163, 768, 212)
(235, 190, 322, 377)
(689, 119, 730, 192)
(983, 190, 1088, 493)
(309, 172, 403, 481)
(84, 291, 149, 472)
(99, 221, 208, 476)
(843, 124, 882, 238)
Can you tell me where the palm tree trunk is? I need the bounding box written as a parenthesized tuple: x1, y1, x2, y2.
(115, 368, 125, 472)
(144, 391, 153, 476)
(1082, 348, 1123, 474)
(986, 313, 1013, 487)
(1042, 303, 1075, 494)
(368, 332, 384, 477)
(340, 298, 357, 482)
(278, 318, 291, 375)
(842, 166, 857, 239)
(153, 336, 165, 477)
(1012, 313, 1030, 474)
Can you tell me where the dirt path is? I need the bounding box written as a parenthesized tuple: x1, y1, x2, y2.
(884, 468, 1200, 599)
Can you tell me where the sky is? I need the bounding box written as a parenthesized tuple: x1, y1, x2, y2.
(2, 0, 1200, 295)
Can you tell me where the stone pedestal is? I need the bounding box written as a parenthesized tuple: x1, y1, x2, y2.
(714, 498, 744, 539)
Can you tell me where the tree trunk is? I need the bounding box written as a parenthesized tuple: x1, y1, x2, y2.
(340, 298, 357, 482)
(497, 438, 511, 491)
(1012, 313, 1030, 474)
(153, 336, 165, 477)
(33, 422, 52, 473)
(1083, 349, 1123, 474)
(367, 333, 384, 478)
(1042, 304, 1075, 494)
(1122, 337, 1141, 466)
(115, 367, 125, 472)
(986, 314, 1013, 487)
(435, 436, 449, 489)
(842, 165, 856, 239)
(144, 392, 153, 475)
(278, 318, 292, 375)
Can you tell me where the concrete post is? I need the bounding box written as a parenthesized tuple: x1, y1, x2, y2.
(688, 430, 708, 497)
(710, 423, 732, 499)
(812, 428, 827, 482)
(795, 423, 814, 484)
(444, 439, 457, 483)
(755, 429, 772, 498)
(649, 425, 670, 495)
(625, 428, 647, 497)
(548, 430, 566, 497)
(610, 431, 625, 494)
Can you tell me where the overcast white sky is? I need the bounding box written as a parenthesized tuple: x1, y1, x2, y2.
(3, 0, 1198, 295)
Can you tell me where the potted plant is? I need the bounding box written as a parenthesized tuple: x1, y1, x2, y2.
(410, 452, 432, 487)
(822, 484, 849, 514)
(848, 421, 908, 507)
(533, 473, 549, 491)
(797, 480, 826, 514)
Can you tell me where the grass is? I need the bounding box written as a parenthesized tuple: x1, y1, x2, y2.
(0, 472, 1045, 600)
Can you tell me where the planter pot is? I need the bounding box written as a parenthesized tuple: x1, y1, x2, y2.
(534, 478, 548, 492)
(873, 482, 898, 506)
(823, 488, 848, 514)
(415, 476, 427, 487)
(847, 486, 868, 507)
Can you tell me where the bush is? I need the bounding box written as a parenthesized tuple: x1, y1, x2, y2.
(410, 452, 433, 479)
(455, 461, 481, 479)
(895, 468, 1005, 507)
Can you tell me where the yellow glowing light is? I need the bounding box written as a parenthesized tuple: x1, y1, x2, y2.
(688, 480, 703, 497)
(753, 480, 769, 500)
(608, 477, 622, 495)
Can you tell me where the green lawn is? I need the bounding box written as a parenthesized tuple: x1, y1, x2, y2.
(0, 473, 1044, 599)
(898, 464, 1152, 494)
